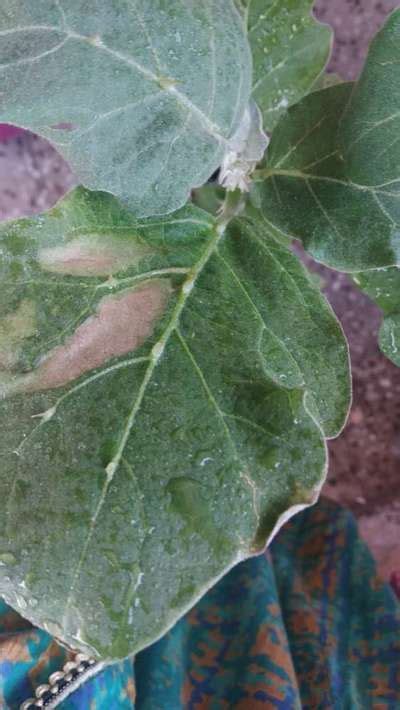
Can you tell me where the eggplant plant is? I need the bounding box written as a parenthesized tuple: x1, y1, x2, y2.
(0, 1, 399, 661)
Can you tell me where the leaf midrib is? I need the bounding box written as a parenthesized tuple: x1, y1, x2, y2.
(62, 220, 224, 618)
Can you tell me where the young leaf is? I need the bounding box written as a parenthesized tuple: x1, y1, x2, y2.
(354, 268, 400, 366)
(246, 0, 332, 131)
(0, 188, 345, 660)
(219, 100, 269, 192)
(255, 10, 400, 272)
(0, 1, 251, 217)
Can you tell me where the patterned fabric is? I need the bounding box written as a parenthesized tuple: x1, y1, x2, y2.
(0, 499, 399, 709)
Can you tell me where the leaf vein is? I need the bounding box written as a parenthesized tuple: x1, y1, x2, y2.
(0, 36, 69, 69)
(176, 329, 261, 524)
(217, 251, 300, 373)
(305, 178, 344, 242)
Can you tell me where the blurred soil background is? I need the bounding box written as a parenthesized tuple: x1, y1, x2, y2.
(0, 0, 398, 582)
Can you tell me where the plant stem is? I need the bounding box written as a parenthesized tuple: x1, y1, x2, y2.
(216, 189, 246, 234)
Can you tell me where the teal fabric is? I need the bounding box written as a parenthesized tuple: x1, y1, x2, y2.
(1, 499, 399, 709)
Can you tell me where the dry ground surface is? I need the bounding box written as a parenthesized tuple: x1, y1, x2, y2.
(0, 0, 398, 581)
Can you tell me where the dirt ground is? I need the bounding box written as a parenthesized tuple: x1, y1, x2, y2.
(0, 0, 398, 581)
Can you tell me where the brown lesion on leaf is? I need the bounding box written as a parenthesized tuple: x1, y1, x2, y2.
(1, 279, 171, 398)
(38, 233, 154, 277)
(0, 299, 37, 369)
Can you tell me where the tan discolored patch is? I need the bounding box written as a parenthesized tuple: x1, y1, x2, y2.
(38, 233, 154, 277)
(0, 299, 37, 369)
(2, 279, 171, 397)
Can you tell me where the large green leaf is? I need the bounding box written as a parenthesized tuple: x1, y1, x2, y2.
(0, 0, 251, 217)
(0, 188, 350, 659)
(246, 0, 332, 131)
(354, 268, 400, 366)
(255, 10, 400, 273)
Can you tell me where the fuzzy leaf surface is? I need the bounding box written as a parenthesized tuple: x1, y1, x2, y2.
(255, 11, 400, 272)
(340, 9, 400, 189)
(246, 0, 332, 131)
(226, 208, 350, 438)
(0, 0, 251, 217)
(354, 268, 400, 366)
(0, 188, 352, 659)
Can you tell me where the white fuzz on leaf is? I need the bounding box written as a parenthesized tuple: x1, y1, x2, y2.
(219, 101, 269, 192)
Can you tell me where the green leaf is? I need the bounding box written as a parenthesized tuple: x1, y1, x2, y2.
(340, 9, 400, 189)
(227, 208, 350, 438)
(312, 71, 343, 91)
(354, 267, 400, 366)
(380, 315, 400, 366)
(0, 1, 251, 217)
(0, 188, 350, 659)
(255, 81, 400, 272)
(246, 0, 332, 131)
(256, 10, 400, 272)
(354, 268, 400, 316)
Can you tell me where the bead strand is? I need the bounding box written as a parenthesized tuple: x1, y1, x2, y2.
(20, 653, 97, 709)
